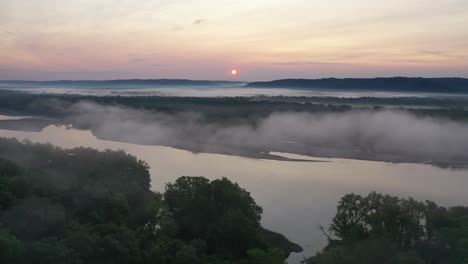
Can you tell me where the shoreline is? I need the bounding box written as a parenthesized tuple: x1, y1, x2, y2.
(0, 118, 466, 169)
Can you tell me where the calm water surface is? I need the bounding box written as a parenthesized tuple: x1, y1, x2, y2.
(1, 125, 467, 263)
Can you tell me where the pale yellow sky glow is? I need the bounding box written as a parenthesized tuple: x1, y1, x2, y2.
(1, 0, 468, 80)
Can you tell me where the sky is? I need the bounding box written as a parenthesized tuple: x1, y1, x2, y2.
(1, 0, 468, 81)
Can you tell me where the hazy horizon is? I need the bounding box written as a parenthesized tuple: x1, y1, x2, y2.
(1, 76, 468, 83)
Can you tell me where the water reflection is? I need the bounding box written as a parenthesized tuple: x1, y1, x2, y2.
(0, 125, 467, 263)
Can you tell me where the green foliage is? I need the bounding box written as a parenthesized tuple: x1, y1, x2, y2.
(304, 192, 468, 264)
(330, 192, 426, 247)
(244, 248, 286, 264)
(0, 138, 298, 264)
(162, 176, 301, 259)
(0, 229, 25, 262)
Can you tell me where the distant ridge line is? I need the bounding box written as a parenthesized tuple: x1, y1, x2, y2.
(0, 79, 245, 86)
(1, 77, 468, 93)
(246, 77, 468, 93)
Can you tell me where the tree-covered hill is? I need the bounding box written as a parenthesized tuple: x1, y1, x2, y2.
(0, 79, 243, 87)
(246, 77, 468, 94)
(0, 138, 301, 264)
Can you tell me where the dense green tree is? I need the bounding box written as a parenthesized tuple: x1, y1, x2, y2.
(0, 138, 300, 264)
(304, 192, 468, 264)
(161, 176, 298, 259)
(0, 229, 25, 262)
(244, 248, 286, 264)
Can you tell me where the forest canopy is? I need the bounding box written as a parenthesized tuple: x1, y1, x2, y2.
(0, 138, 301, 264)
(304, 192, 468, 264)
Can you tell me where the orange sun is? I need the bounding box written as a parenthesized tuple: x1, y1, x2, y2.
(231, 69, 238, 76)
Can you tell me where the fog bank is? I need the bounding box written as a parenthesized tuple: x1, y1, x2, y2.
(68, 101, 468, 164)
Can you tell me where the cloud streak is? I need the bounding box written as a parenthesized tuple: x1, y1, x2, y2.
(193, 19, 206, 25)
(271, 61, 353, 67)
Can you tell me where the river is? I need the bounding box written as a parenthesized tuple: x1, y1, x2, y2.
(1, 125, 467, 263)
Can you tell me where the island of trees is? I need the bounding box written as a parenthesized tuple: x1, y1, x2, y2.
(1, 139, 467, 263)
